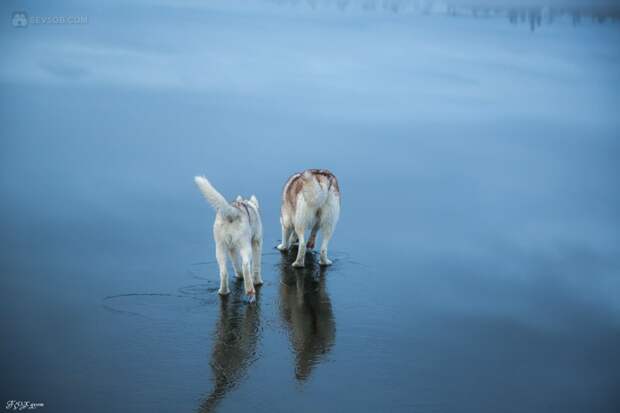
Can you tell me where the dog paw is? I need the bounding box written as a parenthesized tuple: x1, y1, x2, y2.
(319, 258, 333, 266)
(253, 278, 263, 286)
(235, 272, 244, 279)
(218, 288, 230, 296)
(306, 241, 315, 249)
(276, 244, 288, 251)
(292, 261, 305, 268)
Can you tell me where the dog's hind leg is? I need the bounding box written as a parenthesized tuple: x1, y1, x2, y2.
(240, 245, 256, 297)
(277, 219, 293, 251)
(229, 248, 243, 279)
(319, 224, 333, 266)
(292, 226, 307, 268)
(252, 238, 263, 285)
(319, 198, 339, 266)
(216, 242, 230, 295)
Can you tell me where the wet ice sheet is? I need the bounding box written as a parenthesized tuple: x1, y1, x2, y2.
(1, 1, 619, 412)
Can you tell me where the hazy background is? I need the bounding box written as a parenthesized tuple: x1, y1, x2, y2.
(1, 1, 619, 412)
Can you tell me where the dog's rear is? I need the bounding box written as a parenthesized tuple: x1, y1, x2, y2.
(277, 169, 340, 267)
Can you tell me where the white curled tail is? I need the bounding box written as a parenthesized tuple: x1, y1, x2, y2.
(194, 176, 239, 219)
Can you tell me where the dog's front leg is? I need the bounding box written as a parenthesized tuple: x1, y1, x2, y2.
(252, 239, 263, 285)
(288, 231, 298, 246)
(216, 243, 230, 295)
(307, 222, 319, 250)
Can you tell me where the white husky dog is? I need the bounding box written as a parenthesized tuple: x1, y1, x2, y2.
(194, 176, 263, 298)
(277, 169, 340, 267)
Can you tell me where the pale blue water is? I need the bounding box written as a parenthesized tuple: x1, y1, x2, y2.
(1, 1, 619, 412)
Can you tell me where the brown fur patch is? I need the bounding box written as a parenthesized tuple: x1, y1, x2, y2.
(283, 174, 304, 208)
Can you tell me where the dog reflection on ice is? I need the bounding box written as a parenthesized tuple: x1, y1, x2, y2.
(278, 249, 336, 381)
(199, 285, 261, 413)
(199, 251, 335, 411)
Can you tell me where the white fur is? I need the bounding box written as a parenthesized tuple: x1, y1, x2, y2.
(195, 176, 263, 297)
(277, 170, 340, 267)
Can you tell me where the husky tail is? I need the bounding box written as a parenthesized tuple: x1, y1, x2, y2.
(194, 176, 239, 219)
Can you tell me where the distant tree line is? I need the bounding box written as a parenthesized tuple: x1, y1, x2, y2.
(267, 0, 620, 30)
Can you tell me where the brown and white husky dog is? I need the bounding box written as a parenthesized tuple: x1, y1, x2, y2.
(194, 176, 263, 299)
(277, 169, 340, 267)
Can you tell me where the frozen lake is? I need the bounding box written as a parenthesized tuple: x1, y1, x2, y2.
(1, 1, 619, 412)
